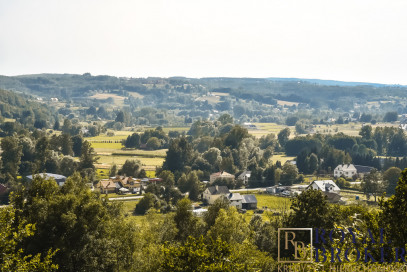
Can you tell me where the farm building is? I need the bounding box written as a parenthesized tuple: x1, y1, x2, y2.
(227, 193, 243, 209)
(307, 180, 340, 193)
(26, 173, 67, 186)
(242, 194, 257, 210)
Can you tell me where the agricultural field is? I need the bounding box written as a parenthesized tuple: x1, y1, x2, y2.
(254, 193, 291, 212)
(128, 92, 144, 99)
(89, 133, 167, 173)
(96, 155, 164, 170)
(160, 127, 189, 133)
(89, 93, 126, 106)
(312, 123, 363, 136)
(270, 154, 296, 165)
(250, 123, 292, 138)
(252, 121, 402, 138)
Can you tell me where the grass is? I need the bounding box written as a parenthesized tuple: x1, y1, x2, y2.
(240, 193, 291, 221)
(250, 123, 293, 138)
(251, 121, 401, 138)
(270, 154, 296, 164)
(96, 168, 110, 179)
(89, 93, 126, 106)
(253, 193, 291, 211)
(161, 127, 190, 133)
(97, 155, 164, 166)
(91, 142, 123, 150)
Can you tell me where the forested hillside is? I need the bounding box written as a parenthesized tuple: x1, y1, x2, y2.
(1, 73, 407, 128)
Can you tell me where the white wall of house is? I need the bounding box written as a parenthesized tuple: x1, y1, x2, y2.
(229, 200, 242, 209)
(334, 165, 357, 178)
(203, 190, 223, 205)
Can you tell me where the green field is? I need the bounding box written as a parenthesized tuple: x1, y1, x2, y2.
(161, 127, 189, 133)
(254, 193, 291, 211)
(251, 122, 401, 138)
(96, 155, 164, 169)
(250, 123, 291, 138)
(91, 142, 123, 150)
(270, 154, 296, 164)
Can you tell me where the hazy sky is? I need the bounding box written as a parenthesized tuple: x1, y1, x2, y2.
(1, 0, 407, 84)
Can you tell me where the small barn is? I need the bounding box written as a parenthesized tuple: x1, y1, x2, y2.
(242, 194, 257, 210)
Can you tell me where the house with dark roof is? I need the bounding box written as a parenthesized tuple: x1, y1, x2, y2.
(242, 194, 257, 210)
(26, 173, 67, 186)
(227, 193, 243, 209)
(202, 185, 230, 204)
(354, 165, 374, 177)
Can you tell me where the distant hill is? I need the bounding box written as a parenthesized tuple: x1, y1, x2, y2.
(1, 73, 407, 111)
(266, 77, 403, 87)
(0, 88, 52, 122)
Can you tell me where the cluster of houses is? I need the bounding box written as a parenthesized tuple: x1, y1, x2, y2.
(202, 185, 258, 210)
(267, 179, 342, 202)
(14, 163, 377, 211)
(209, 170, 251, 185)
(96, 176, 162, 194)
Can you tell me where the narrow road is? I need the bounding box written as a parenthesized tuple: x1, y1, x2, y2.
(108, 196, 144, 201)
(230, 188, 267, 193)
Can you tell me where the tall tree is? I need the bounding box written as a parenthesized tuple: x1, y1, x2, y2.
(119, 160, 142, 177)
(174, 198, 201, 241)
(60, 133, 73, 156)
(1, 137, 23, 182)
(379, 168, 407, 248)
(10, 173, 135, 271)
(280, 163, 298, 186)
(163, 137, 193, 173)
(287, 189, 337, 230)
(79, 141, 98, 170)
(71, 135, 83, 157)
(361, 169, 387, 202)
(278, 128, 290, 149)
(383, 167, 402, 195)
(0, 207, 58, 271)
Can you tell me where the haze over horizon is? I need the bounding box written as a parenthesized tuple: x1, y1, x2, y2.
(1, 0, 407, 85)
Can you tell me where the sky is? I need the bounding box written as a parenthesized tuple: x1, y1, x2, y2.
(1, 0, 407, 84)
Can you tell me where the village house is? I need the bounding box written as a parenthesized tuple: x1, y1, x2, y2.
(97, 179, 119, 194)
(237, 171, 251, 185)
(307, 180, 340, 193)
(209, 171, 235, 184)
(202, 185, 230, 204)
(111, 175, 141, 191)
(334, 164, 357, 178)
(334, 164, 374, 178)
